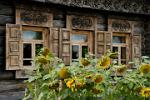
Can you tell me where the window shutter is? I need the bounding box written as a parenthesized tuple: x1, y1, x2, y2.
(96, 31, 112, 58)
(60, 28, 71, 65)
(49, 28, 59, 57)
(6, 24, 22, 70)
(132, 34, 141, 64)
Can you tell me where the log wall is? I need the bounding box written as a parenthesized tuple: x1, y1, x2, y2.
(144, 19, 150, 56)
(0, 1, 25, 100)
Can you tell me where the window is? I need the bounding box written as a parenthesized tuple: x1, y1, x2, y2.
(71, 31, 93, 62)
(112, 33, 130, 65)
(22, 26, 48, 68)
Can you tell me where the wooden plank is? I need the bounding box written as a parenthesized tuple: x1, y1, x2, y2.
(0, 15, 14, 25)
(0, 26, 5, 36)
(60, 28, 71, 65)
(0, 5, 14, 15)
(0, 37, 5, 46)
(6, 24, 23, 70)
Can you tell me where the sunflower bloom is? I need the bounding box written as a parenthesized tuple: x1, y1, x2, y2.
(76, 79, 85, 89)
(80, 58, 90, 66)
(116, 65, 127, 75)
(140, 87, 150, 98)
(42, 48, 50, 56)
(66, 79, 74, 88)
(92, 88, 103, 94)
(59, 67, 68, 79)
(37, 56, 48, 64)
(97, 56, 111, 69)
(139, 64, 150, 74)
(93, 74, 104, 83)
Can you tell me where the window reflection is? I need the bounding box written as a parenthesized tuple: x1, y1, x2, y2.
(72, 45, 79, 59)
(82, 46, 88, 57)
(35, 44, 43, 55)
(23, 43, 32, 58)
(23, 60, 32, 66)
(71, 34, 87, 42)
(121, 47, 126, 59)
(113, 36, 125, 43)
(23, 31, 42, 40)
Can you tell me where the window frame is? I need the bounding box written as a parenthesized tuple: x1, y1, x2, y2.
(22, 26, 48, 69)
(71, 30, 93, 62)
(112, 32, 131, 65)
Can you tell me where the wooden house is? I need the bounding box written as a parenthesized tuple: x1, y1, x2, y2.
(0, 0, 149, 99)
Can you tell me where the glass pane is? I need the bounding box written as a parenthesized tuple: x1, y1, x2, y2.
(82, 46, 88, 58)
(71, 34, 87, 42)
(121, 61, 126, 64)
(23, 31, 42, 40)
(113, 47, 118, 52)
(121, 47, 126, 59)
(112, 47, 118, 59)
(23, 60, 32, 66)
(113, 36, 126, 43)
(23, 44, 32, 58)
(72, 45, 79, 59)
(35, 44, 43, 55)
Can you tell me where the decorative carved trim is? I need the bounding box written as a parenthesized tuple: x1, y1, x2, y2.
(16, 8, 53, 27)
(70, 15, 95, 30)
(108, 19, 131, 33)
(33, 0, 150, 15)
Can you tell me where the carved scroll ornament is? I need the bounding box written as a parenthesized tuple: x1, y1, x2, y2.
(110, 20, 131, 32)
(71, 15, 94, 30)
(19, 9, 52, 27)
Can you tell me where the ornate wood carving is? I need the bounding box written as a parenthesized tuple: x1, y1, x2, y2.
(71, 15, 94, 30)
(16, 9, 53, 27)
(109, 19, 131, 32)
(36, 0, 150, 15)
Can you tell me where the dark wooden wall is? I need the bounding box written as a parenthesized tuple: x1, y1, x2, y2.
(0, 1, 24, 100)
(144, 19, 150, 56)
(0, 0, 15, 78)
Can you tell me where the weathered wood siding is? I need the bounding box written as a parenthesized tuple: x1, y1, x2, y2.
(0, 1, 25, 100)
(144, 19, 150, 56)
(0, 1, 15, 76)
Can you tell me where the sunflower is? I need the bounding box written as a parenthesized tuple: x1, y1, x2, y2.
(42, 48, 50, 57)
(139, 64, 150, 74)
(116, 65, 127, 75)
(59, 67, 69, 79)
(93, 74, 104, 83)
(80, 58, 90, 66)
(37, 56, 48, 64)
(49, 82, 59, 90)
(92, 88, 103, 94)
(140, 87, 150, 98)
(66, 79, 75, 88)
(97, 56, 111, 69)
(76, 79, 85, 89)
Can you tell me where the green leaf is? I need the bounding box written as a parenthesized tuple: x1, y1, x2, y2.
(43, 74, 51, 80)
(28, 77, 36, 83)
(37, 92, 44, 100)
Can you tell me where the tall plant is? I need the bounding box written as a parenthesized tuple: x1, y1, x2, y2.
(23, 48, 150, 100)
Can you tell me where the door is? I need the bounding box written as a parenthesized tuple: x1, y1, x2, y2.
(112, 33, 130, 65)
(71, 30, 93, 62)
